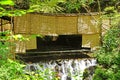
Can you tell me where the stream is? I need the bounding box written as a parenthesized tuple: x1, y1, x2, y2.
(24, 58, 96, 80)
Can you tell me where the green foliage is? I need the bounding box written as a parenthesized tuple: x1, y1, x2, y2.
(104, 6, 116, 14)
(60, 0, 94, 13)
(93, 10, 120, 80)
(0, 0, 35, 17)
(102, 27, 119, 52)
(0, 0, 27, 17)
(0, 59, 25, 80)
(14, 0, 29, 9)
(0, 30, 27, 60)
(0, 59, 58, 80)
(30, 0, 65, 13)
(0, 42, 10, 60)
(25, 68, 58, 80)
(29, 0, 96, 13)
(62, 0, 81, 13)
(93, 66, 115, 80)
(0, 30, 58, 80)
(0, 30, 58, 79)
(0, 0, 120, 80)
(0, 1, 59, 79)
(0, 31, 12, 60)
(0, 0, 14, 6)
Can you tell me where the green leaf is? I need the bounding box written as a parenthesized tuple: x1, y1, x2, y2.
(0, 0, 14, 6)
(57, 0, 65, 3)
(0, 7, 5, 11)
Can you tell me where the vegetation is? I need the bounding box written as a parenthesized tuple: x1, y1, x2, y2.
(93, 6, 120, 80)
(0, 0, 58, 80)
(0, 0, 120, 80)
(28, 0, 120, 13)
(13, 0, 119, 13)
(30, 0, 65, 13)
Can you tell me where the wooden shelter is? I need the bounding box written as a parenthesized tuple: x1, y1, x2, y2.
(13, 13, 110, 53)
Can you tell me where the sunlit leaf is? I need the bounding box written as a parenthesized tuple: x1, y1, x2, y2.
(0, 0, 14, 6)
(0, 7, 5, 11)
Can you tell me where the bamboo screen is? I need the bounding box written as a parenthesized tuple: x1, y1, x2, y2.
(82, 34, 100, 50)
(15, 34, 37, 53)
(56, 16, 77, 35)
(14, 13, 109, 52)
(14, 14, 78, 35)
(0, 19, 11, 31)
(14, 13, 101, 35)
(102, 19, 110, 36)
(14, 14, 31, 34)
(78, 15, 101, 49)
(38, 15, 56, 35)
(30, 14, 41, 34)
(78, 15, 100, 34)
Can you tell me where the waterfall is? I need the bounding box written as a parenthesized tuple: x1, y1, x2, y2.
(25, 58, 96, 80)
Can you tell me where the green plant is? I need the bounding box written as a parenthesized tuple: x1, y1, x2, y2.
(0, 59, 25, 80)
(0, 59, 59, 80)
(30, 0, 65, 13)
(93, 10, 120, 80)
(60, 0, 94, 13)
(0, 1, 59, 80)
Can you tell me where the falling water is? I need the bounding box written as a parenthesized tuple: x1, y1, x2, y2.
(25, 58, 96, 80)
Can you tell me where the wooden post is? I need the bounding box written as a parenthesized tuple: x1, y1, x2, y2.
(97, 0, 102, 46)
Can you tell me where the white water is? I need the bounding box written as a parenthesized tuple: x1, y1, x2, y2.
(25, 58, 96, 80)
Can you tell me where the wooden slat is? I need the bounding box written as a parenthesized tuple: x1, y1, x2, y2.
(56, 16, 77, 35)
